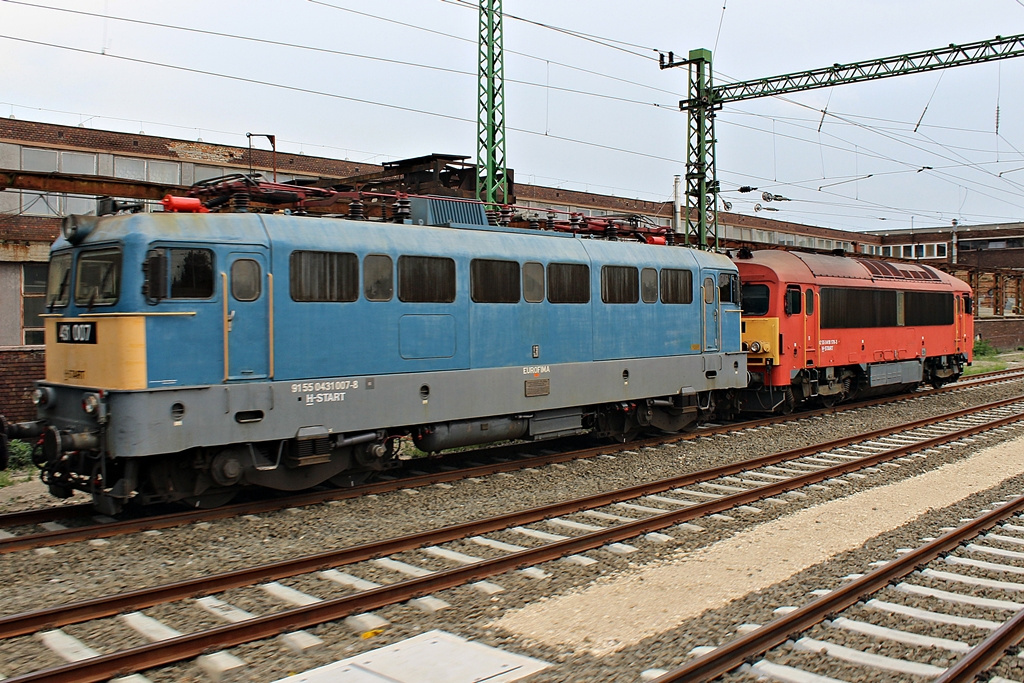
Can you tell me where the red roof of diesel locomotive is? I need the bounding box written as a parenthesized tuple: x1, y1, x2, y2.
(733, 250, 970, 293)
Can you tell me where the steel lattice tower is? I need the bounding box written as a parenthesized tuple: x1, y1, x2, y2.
(476, 0, 507, 206)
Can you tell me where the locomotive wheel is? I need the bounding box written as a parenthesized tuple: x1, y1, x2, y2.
(329, 470, 375, 488)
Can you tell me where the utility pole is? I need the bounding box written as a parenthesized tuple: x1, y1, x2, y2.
(476, 0, 507, 207)
(661, 33, 1024, 250)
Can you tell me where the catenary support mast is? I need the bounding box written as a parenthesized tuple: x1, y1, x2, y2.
(660, 33, 1024, 250)
(476, 0, 508, 206)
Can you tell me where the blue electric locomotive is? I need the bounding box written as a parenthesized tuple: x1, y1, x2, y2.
(1, 198, 745, 512)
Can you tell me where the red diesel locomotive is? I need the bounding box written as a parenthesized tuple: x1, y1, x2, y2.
(736, 249, 973, 412)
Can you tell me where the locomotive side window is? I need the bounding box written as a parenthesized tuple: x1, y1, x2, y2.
(784, 285, 802, 315)
(74, 248, 121, 306)
(46, 252, 72, 307)
(398, 255, 456, 303)
(523, 262, 544, 303)
(964, 296, 974, 315)
(718, 272, 738, 303)
(547, 263, 590, 304)
(820, 287, 898, 328)
(169, 249, 214, 298)
(290, 251, 357, 302)
(660, 268, 693, 304)
(471, 259, 520, 303)
(231, 259, 262, 302)
(805, 288, 814, 315)
(601, 265, 639, 304)
(905, 291, 954, 325)
(641, 268, 658, 303)
(740, 284, 769, 315)
(703, 277, 715, 305)
(363, 254, 393, 302)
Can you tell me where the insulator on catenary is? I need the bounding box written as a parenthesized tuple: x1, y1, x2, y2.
(547, 212, 556, 230)
(393, 195, 411, 223)
(499, 205, 512, 226)
(348, 199, 365, 220)
(231, 191, 250, 213)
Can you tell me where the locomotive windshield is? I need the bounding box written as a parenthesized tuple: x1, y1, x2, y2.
(46, 252, 72, 308)
(741, 283, 770, 316)
(74, 248, 122, 307)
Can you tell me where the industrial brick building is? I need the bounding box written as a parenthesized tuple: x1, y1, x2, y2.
(2, 118, 1022, 420)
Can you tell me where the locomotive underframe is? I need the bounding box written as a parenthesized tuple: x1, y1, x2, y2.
(741, 353, 967, 413)
(6, 352, 746, 513)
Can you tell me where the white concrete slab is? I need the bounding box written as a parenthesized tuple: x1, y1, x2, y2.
(270, 630, 549, 683)
(194, 596, 256, 623)
(37, 629, 100, 662)
(121, 612, 182, 642)
(261, 581, 323, 606)
(793, 637, 944, 676)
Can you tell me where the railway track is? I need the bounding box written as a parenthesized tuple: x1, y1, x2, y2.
(3, 368, 1021, 555)
(652, 492, 1024, 683)
(3, 394, 1023, 682)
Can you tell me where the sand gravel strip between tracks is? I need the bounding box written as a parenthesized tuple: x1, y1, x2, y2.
(490, 434, 1024, 656)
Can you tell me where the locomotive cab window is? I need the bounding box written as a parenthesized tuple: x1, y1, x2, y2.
(784, 285, 802, 315)
(231, 259, 261, 302)
(74, 248, 122, 307)
(718, 272, 738, 303)
(703, 277, 715, 304)
(741, 284, 769, 315)
(46, 252, 72, 308)
(547, 262, 590, 304)
(290, 250, 357, 302)
(144, 247, 214, 300)
(601, 265, 639, 304)
(364, 254, 393, 301)
(471, 259, 520, 303)
(805, 288, 814, 315)
(660, 268, 693, 304)
(398, 255, 456, 303)
(523, 262, 544, 303)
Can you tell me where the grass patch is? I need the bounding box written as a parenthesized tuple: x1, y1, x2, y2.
(965, 358, 1007, 375)
(1, 440, 37, 490)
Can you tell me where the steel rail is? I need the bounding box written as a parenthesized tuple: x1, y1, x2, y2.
(932, 606, 1024, 683)
(4, 401, 1024, 681)
(3, 369, 1020, 552)
(651, 494, 1024, 682)
(2, 396, 1021, 640)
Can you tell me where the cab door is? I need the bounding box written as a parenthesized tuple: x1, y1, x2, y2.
(226, 251, 270, 381)
(702, 275, 719, 351)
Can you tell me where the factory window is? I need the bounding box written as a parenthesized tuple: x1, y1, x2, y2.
(363, 254, 393, 302)
(641, 268, 658, 303)
(46, 252, 72, 308)
(741, 284, 770, 316)
(660, 268, 693, 305)
(936, 244, 947, 257)
(22, 148, 58, 172)
(65, 194, 95, 216)
(22, 263, 47, 346)
(60, 152, 97, 175)
(148, 160, 181, 184)
(601, 265, 639, 304)
(231, 259, 262, 302)
(881, 246, 892, 257)
(522, 262, 544, 303)
(113, 156, 147, 181)
(21, 190, 60, 216)
(905, 291, 954, 326)
(915, 244, 924, 258)
(547, 263, 590, 304)
(820, 288, 898, 328)
(471, 259, 520, 303)
(290, 251, 357, 302)
(75, 248, 122, 307)
(398, 255, 456, 303)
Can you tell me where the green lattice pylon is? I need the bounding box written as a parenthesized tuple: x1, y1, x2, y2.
(476, 0, 507, 206)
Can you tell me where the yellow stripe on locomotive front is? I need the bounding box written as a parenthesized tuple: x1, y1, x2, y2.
(45, 315, 148, 390)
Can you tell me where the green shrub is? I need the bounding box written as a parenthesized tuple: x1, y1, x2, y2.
(6, 439, 35, 470)
(974, 338, 998, 358)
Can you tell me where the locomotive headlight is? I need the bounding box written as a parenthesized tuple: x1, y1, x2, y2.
(749, 341, 762, 353)
(81, 393, 100, 415)
(32, 387, 56, 407)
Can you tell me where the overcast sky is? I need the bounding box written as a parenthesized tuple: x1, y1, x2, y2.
(3, 0, 1024, 233)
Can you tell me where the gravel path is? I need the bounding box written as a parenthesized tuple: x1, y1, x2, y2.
(1, 379, 1022, 682)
